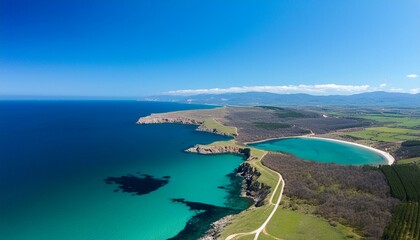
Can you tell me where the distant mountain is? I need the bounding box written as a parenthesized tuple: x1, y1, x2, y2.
(141, 91, 420, 107)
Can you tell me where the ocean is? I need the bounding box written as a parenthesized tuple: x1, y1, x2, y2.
(0, 101, 251, 240)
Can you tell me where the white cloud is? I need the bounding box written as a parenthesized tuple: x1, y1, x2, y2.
(409, 88, 420, 94)
(407, 74, 418, 78)
(166, 84, 371, 96)
(379, 83, 387, 88)
(390, 88, 404, 92)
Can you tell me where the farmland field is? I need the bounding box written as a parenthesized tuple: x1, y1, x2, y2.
(381, 163, 420, 239)
(345, 127, 420, 142)
(358, 115, 420, 128)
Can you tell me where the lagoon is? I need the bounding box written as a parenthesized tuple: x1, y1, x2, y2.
(249, 137, 388, 165)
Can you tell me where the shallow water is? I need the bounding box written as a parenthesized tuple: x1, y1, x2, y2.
(0, 101, 250, 240)
(249, 137, 387, 165)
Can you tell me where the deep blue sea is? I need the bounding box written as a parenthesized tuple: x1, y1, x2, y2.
(0, 101, 250, 240)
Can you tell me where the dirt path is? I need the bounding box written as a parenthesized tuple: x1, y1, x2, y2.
(225, 169, 285, 240)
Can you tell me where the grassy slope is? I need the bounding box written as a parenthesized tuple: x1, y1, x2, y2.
(220, 204, 275, 238)
(202, 118, 238, 135)
(265, 208, 356, 240)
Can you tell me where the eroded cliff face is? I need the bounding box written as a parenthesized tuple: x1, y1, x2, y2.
(185, 145, 241, 155)
(137, 116, 203, 125)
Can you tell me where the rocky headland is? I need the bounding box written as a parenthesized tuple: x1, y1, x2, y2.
(137, 115, 203, 125)
(185, 144, 242, 155)
(137, 115, 236, 137)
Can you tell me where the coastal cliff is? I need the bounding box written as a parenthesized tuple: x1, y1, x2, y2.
(185, 144, 242, 155)
(186, 145, 269, 206)
(137, 115, 203, 125)
(137, 115, 236, 137)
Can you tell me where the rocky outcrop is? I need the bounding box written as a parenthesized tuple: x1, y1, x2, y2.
(236, 162, 271, 207)
(137, 116, 203, 125)
(199, 215, 234, 240)
(185, 144, 242, 155)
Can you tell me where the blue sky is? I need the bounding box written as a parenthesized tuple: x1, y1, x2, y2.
(1, 0, 419, 98)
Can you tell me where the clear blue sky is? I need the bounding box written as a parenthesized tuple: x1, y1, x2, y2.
(1, 0, 419, 98)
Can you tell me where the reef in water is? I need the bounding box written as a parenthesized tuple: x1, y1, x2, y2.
(105, 173, 169, 196)
(168, 198, 240, 240)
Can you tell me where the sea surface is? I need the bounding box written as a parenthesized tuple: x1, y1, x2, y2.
(0, 101, 251, 240)
(250, 137, 387, 165)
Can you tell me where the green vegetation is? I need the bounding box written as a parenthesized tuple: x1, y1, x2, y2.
(358, 115, 420, 128)
(208, 139, 242, 147)
(253, 122, 291, 130)
(343, 112, 420, 239)
(402, 140, 420, 147)
(397, 157, 420, 166)
(380, 164, 420, 202)
(381, 166, 407, 200)
(345, 127, 420, 142)
(383, 202, 420, 240)
(381, 164, 420, 239)
(264, 208, 359, 240)
(201, 118, 238, 136)
(219, 204, 274, 238)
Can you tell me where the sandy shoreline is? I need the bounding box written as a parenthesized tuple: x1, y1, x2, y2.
(246, 135, 395, 165)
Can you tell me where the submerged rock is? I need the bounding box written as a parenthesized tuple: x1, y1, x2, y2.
(168, 198, 240, 240)
(105, 173, 169, 196)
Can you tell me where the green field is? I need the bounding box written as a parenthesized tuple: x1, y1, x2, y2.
(219, 204, 274, 239)
(344, 127, 420, 142)
(264, 208, 359, 240)
(358, 115, 420, 128)
(397, 157, 420, 166)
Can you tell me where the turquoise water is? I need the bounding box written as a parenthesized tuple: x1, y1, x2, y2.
(249, 137, 387, 165)
(0, 101, 250, 240)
